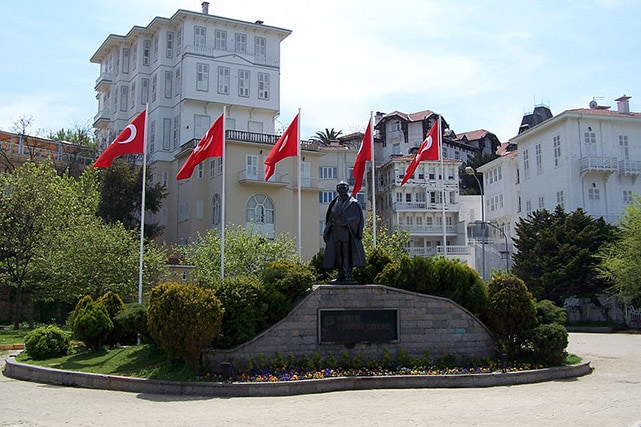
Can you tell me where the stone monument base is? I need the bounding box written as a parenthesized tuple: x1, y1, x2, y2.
(201, 284, 495, 373)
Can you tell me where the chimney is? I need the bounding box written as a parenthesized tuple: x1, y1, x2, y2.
(615, 95, 631, 114)
(201, 2, 209, 14)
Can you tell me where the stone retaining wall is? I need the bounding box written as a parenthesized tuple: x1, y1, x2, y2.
(201, 284, 495, 372)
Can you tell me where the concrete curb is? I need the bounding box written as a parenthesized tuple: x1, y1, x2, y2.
(2, 357, 593, 397)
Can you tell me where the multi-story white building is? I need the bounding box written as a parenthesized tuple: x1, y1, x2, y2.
(90, 4, 329, 260)
(513, 95, 641, 224)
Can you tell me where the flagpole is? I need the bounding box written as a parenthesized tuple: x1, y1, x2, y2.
(221, 107, 227, 279)
(439, 115, 447, 257)
(137, 105, 149, 307)
(297, 108, 302, 261)
(370, 111, 377, 248)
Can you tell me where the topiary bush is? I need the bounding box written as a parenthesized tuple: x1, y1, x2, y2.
(24, 325, 70, 360)
(486, 274, 537, 359)
(211, 276, 267, 349)
(147, 282, 224, 367)
(71, 298, 114, 351)
(113, 303, 150, 345)
(526, 322, 569, 366)
(97, 291, 126, 346)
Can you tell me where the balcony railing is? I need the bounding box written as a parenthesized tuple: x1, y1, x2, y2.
(398, 224, 458, 235)
(393, 202, 451, 211)
(94, 72, 113, 91)
(406, 245, 470, 257)
(619, 159, 641, 175)
(579, 156, 618, 175)
(238, 170, 288, 185)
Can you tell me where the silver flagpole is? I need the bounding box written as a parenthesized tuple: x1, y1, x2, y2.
(370, 111, 377, 248)
(221, 106, 227, 279)
(297, 108, 302, 261)
(439, 115, 447, 257)
(138, 104, 149, 306)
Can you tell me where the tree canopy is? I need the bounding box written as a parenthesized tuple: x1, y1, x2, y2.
(512, 206, 617, 305)
(309, 128, 343, 145)
(597, 196, 641, 306)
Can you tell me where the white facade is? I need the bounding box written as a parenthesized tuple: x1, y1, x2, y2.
(512, 97, 641, 225)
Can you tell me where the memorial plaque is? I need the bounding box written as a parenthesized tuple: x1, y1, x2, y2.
(319, 309, 398, 343)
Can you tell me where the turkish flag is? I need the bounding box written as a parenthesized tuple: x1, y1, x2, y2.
(264, 113, 299, 181)
(352, 120, 372, 196)
(176, 113, 224, 180)
(401, 120, 439, 186)
(93, 110, 146, 169)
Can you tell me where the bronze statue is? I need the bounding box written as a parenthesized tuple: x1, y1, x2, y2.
(323, 181, 366, 283)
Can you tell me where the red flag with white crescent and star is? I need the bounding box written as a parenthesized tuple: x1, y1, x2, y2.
(264, 113, 299, 181)
(401, 120, 439, 186)
(177, 113, 224, 180)
(93, 110, 146, 169)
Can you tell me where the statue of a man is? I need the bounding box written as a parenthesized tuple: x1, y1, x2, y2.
(323, 181, 366, 283)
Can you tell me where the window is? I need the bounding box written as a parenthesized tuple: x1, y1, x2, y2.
(130, 82, 135, 109)
(166, 31, 174, 58)
(215, 30, 227, 50)
(619, 135, 630, 160)
(526, 200, 532, 215)
(319, 166, 337, 179)
(396, 193, 403, 203)
(216, 157, 223, 175)
(174, 67, 181, 97)
(196, 199, 204, 219)
(392, 143, 400, 155)
(535, 143, 542, 174)
(162, 118, 171, 151)
(176, 27, 182, 54)
(246, 155, 259, 179)
(164, 71, 172, 98)
(194, 26, 206, 49)
(152, 34, 159, 63)
(538, 196, 545, 209)
(149, 120, 155, 153)
(258, 73, 270, 100)
(212, 194, 221, 225)
(217, 66, 230, 94)
(588, 188, 600, 201)
(132, 42, 137, 70)
(238, 69, 250, 97)
(235, 33, 246, 53)
(319, 191, 336, 203)
(119, 86, 128, 111)
(254, 36, 266, 61)
(151, 74, 157, 102)
(173, 115, 180, 149)
(584, 131, 597, 155)
(405, 193, 412, 203)
(197, 63, 209, 91)
(523, 149, 530, 178)
(141, 78, 149, 104)
(623, 190, 633, 204)
(142, 39, 151, 66)
(553, 135, 561, 167)
(246, 194, 274, 224)
(162, 171, 168, 188)
(557, 190, 564, 209)
(197, 164, 204, 180)
(122, 48, 130, 73)
(194, 115, 210, 140)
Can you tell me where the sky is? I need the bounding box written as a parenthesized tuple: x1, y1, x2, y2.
(2, 0, 640, 143)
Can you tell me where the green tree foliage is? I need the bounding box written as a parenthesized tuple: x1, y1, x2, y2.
(486, 274, 537, 359)
(376, 255, 488, 318)
(147, 282, 224, 367)
(36, 215, 168, 303)
(24, 325, 70, 360)
(113, 303, 150, 345)
(598, 196, 641, 306)
(96, 158, 167, 239)
(535, 299, 567, 325)
(309, 128, 343, 145)
(0, 161, 95, 329)
(260, 261, 314, 323)
(71, 297, 114, 350)
(97, 291, 126, 346)
(181, 225, 298, 282)
(459, 152, 499, 195)
(351, 247, 393, 285)
(512, 206, 617, 305)
(48, 124, 95, 147)
(526, 323, 568, 366)
(361, 214, 409, 261)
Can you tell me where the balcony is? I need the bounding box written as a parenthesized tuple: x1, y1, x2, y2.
(238, 170, 288, 186)
(398, 224, 458, 236)
(579, 156, 618, 176)
(93, 110, 111, 129)
(406, 245, 470, 257)
(393, 202, 450, 211)
(619, 159, 641, 176)
(94, 72, 113, 91)
(293, 176, 322, 190)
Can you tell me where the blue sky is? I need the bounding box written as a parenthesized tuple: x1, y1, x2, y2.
(1, 0, 640, 142)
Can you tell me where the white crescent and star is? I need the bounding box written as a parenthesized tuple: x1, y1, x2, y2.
(419, 135, 433, 154)
(117, 124, 137, 144)
(194, 131, 212, 153)
(277, 135, 289, 152)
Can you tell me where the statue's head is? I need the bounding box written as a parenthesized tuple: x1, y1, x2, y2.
(336, 181, 349, 195)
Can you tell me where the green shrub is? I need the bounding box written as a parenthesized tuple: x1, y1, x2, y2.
(24, 325, 70, 360)
(211, 276, 267, 349)
(97, 291, 126, 346)
(261, 261, 313, 324)
(352, 247, 393, 285)
(71, 299, 113, 350)
(526, 323, 569, 366)
(147, 282, 224, 367)
(536, 299, 567, 325)
(487, 274, 537, 359)
(113, 303, 149, 345)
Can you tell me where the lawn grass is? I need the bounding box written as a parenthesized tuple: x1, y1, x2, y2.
(15, 344, 199, 381)
(0, 326, 31, 345)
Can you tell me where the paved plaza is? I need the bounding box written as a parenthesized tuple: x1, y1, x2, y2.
(1, 332, 640, 426)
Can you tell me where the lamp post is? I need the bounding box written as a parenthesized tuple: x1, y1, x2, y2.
(465, 166, 485, 281)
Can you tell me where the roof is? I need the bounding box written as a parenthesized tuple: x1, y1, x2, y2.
(455, 129, 490, 142)
(564, 108, 641, 119)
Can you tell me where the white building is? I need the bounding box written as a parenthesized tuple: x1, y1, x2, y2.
(512, 95, 641, 224)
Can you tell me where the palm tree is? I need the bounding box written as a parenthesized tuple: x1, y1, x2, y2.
(310, 128, 343, 145)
